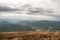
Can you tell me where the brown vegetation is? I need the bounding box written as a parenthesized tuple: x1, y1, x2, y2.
(0, 31, 60, 40)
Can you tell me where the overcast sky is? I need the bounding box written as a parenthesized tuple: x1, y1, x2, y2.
(0, 0, 59, 21)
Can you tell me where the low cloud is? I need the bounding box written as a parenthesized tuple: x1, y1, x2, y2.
(0, 4, 59, 21)
(0, 5, 20, 12)
(26, 7, 60, 21)
(27, 7, 54, 15)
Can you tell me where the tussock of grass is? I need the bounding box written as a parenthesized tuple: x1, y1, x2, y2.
(0, 31, 60, 40)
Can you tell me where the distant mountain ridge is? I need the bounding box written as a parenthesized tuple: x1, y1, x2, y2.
(0, 19, 60, 32)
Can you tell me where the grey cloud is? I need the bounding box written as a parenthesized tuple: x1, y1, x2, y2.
(0, 5, 20, 12)
(23, 4, 57, 17)
(0, 4, 59, 18)
(20, 4, 56, 16)
(26, 7, 60, 20)
(27, 8, 54, 15)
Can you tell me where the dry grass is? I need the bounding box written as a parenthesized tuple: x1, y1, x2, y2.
(0, 31, 60, 40)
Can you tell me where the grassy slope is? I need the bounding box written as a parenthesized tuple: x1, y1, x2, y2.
(0, 31, 60, 40)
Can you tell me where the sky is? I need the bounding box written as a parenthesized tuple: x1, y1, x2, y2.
(0, 0, 59, 21)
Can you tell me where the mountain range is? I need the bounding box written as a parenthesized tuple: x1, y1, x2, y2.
(0, 19, 60, 32)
